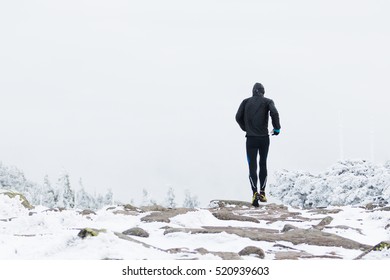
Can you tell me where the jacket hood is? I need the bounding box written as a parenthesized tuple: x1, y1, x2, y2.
(252, 82, 265, 96)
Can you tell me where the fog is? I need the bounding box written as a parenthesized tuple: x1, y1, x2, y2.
(1, 0, 389, 206)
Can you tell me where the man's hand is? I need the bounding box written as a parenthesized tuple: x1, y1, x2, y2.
(272, 129, 280, 136)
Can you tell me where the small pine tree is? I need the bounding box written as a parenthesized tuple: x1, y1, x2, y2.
(183, 189, 200, 208)
(165, 187, 176, 208)
(75, 178, 96, 209)
(104, 188, 114, 205)
(57, 171, 75, 209)
(141, 188, 157, 206)
(42, 175, 56, 207)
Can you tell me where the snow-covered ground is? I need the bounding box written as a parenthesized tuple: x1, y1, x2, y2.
(1, 193, 389, 260)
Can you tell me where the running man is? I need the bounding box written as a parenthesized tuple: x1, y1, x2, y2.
(236, 82, 281, 207)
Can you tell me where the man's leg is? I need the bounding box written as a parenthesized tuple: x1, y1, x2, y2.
(246, 137, 259, 195)
(258, 136, 270, 192)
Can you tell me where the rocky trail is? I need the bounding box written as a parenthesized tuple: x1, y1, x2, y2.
(2, 191, 389, 260)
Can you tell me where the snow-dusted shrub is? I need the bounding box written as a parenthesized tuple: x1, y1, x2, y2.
(270, 160, 390, 208)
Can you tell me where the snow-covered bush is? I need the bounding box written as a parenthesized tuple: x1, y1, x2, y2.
(270, 160, 390, 208)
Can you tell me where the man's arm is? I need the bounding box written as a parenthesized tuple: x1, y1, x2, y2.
(235, 99, 247, 131)
(269, 100, 281, 131)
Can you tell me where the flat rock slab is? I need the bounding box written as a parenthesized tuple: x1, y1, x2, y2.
(140, 205, 168, 212)
(79, 209, 97, 216)
(212, 211, 260, 223)
(112, 210, 140, 216)
(195, 248, 242, 260)
(164, 226, 370, 250)
(209, 200, 253, 208)
(274, 251, 342, 260)
(141, 208, 196, 223)
(307, 208, 343, 215)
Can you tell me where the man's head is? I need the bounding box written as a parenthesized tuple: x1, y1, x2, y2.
(253, 82, 265, 96)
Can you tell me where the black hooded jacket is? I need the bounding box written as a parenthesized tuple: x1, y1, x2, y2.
(236, 83, 281, 137)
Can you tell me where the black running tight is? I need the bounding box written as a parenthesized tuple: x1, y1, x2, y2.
(246, 136, 270, 194)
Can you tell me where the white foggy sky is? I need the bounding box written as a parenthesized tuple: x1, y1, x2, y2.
(1, 0, 389, 205)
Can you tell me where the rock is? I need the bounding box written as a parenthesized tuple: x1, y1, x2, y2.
(385, 224, 390, 230)
(365, 203, 376, 210)
(123, 204, 142, 211)
(274, 251, 342, 260)
(164, 226, 279, 236)
(122, 227, 149, 238)
(140, 205, 167, 212)
(213, 252, 242, 260)
(43, 207, 66, 213)
(195, 248, 209, 255)
(195, 248, 242, 260)
(79, 209, 96, 216)
(209, 200, 253, 209)
(282, 228, 370, 250)
(314, 216, 333, 230)
(275, 251, 312, 260)
(141, 208, 195, 223)
(372, 241, 390, 251)
(265, 203, 288, 211)
(307, 208, 343, 215)
(212, 211, 260, 223)
(282, 224, 298, 232)
(238, 246, 265, 259)
(354, 241, 390, 259)
(113, 210, 140, 216)
(77, 228, 106, 239)
(115, 232, 155, 249)
(166, 248, 190, 254)
(1, 191, 34, 210)
(165, 226, 370, 250)
(374, 206, 390, 212)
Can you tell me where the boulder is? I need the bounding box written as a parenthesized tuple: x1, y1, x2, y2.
(123, 204, 141, 211)
(79, 209, 96, 216)
(77, 228, 106, 239)
(314, 216, 333, 230)
(122, 227, 149, 238)
(238, 246, 265, 259)
(281, 224, 298, 232)
(354, 241, 390, 259)
(372, 241, 390, 251)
